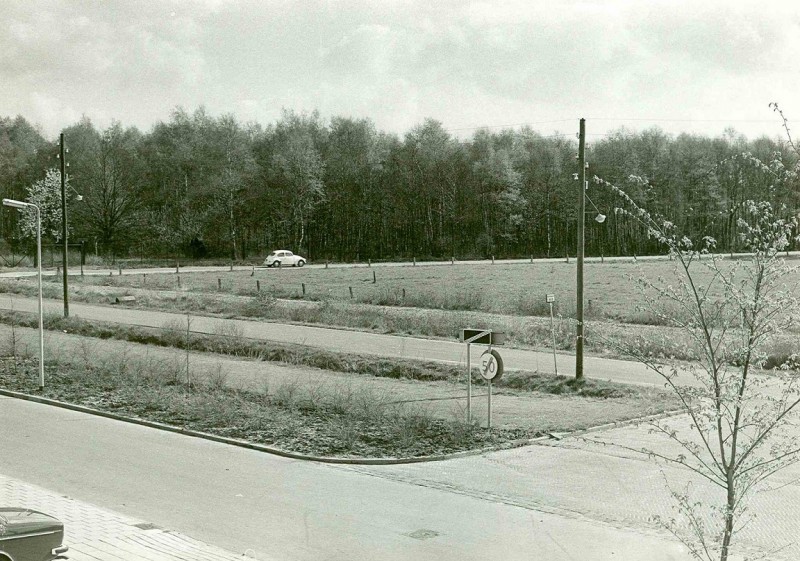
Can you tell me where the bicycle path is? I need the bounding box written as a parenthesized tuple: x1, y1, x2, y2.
(0, 294, 667, 387)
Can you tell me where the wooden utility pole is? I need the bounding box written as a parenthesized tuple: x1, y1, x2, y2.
(576, 118, 586, 380)
(60, 133, 69, 318)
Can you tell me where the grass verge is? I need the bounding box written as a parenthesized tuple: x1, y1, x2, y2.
(0, 310, 680, 457)
(0, 354, 527, 459)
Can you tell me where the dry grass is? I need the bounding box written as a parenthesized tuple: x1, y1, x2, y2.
(27, 256, 800, 322)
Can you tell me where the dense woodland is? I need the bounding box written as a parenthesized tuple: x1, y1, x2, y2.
(1, 108, 798, 262)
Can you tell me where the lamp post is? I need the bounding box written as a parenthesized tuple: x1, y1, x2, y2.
(59, 133, 69, 318)
(3, 198, 44, 390)
(576, 118, 586, 380)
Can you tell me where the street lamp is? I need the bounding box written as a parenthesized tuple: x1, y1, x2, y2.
(57, 133, 83, 318)
(576, 118, 605, 381)
(59, 133, 69, 318)
(3, 198, 45, 390)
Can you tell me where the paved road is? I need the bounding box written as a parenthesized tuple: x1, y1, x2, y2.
(2, 250, 791, 280)
(0, 397, 690, 560)
(0, 294, 668, 387)
(0, 258, 632, 280)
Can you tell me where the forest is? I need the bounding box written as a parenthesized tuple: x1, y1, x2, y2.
(1, 108, 798, 263)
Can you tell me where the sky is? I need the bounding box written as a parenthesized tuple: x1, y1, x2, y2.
(2, 0, 800, 142)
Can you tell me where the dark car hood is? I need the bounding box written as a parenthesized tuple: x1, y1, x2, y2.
(0, 508, 63, 536)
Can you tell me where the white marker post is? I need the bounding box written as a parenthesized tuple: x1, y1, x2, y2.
(547, 294, 558, 375)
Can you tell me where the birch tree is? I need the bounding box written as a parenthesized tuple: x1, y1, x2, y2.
(594, 154, 800, 560)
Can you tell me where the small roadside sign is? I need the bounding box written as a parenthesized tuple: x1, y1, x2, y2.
(546, 294, 555, 303)
(460, 329, 506, 345)
(480, 349, 503, 381)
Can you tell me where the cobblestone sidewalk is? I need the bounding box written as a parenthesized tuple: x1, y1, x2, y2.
(0, 474, 250, 561)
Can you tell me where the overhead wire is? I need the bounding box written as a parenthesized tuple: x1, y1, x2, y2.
(444, 116, 783, 136)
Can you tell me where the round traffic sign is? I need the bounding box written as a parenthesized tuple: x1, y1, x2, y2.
(480, 349, 504, 381)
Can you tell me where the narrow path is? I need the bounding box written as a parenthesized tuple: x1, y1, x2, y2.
(0, 294, 667, 386)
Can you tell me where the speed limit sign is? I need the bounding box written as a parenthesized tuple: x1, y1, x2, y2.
(480, 349, 504, 381)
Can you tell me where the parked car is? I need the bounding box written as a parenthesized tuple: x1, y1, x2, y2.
(264, 250, 306, 268)
(0, 508, 68, 560)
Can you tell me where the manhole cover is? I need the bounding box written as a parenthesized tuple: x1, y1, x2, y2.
(132, 522, 160, 530)
(406, 529, 439, 540)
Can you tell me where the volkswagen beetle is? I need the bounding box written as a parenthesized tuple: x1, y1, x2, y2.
(264, 250, 306, 268)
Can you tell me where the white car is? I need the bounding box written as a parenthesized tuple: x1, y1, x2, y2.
(264, 250, 306, 268)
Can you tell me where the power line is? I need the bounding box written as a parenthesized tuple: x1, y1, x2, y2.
(587, 117, 779, 123)
(443, 115, 783, 138)
(445, 119, 575, 133)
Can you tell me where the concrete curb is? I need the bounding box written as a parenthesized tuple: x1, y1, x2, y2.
(543, 407, 686, 442)
(0, 387, 545, 465)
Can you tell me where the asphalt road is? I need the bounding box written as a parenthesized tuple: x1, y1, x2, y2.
(0, 397, 690, 560)
(0, 294, 667, 387)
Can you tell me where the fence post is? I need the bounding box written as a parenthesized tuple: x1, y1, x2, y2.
(80, 241, 86, 266)
(218, 278, 221, 290)
(256, 280, 260, 292)
(118, 264, 122, 276)
(368, 259, 371, 267)
(349, 286, 353, 299)
(413, 257, 416, 267)
(177, 275, 181, 288)
(372, 270, 376, 284)
(302, 283, 306, 296)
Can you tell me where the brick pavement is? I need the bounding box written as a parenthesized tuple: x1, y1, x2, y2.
(0, 474, 252, 561)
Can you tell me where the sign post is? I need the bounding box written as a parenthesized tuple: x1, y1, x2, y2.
(480, 347, 503, 428)
(461, 329, 505, 426)
(547, 294, 558, 375)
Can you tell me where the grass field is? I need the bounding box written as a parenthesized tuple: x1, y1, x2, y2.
(52, 256, 799, 321)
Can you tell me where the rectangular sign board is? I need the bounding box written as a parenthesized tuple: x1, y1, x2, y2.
(460, 329, 506, 345)
(546, 294, 555, 303)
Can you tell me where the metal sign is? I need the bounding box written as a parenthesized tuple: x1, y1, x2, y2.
(546, 294, 555, 303)
(461, 329, 506, 345)
(480, 349, 503, 381)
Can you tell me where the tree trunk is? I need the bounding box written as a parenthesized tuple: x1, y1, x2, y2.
(720, 475, 736, 561)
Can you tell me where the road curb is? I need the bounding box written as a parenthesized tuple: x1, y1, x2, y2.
(0, 387, 545, 465)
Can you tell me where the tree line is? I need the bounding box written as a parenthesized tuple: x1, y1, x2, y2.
(1, 109, 797, 262)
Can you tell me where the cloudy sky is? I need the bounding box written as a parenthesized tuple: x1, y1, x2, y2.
(2, 0, 799, 141)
